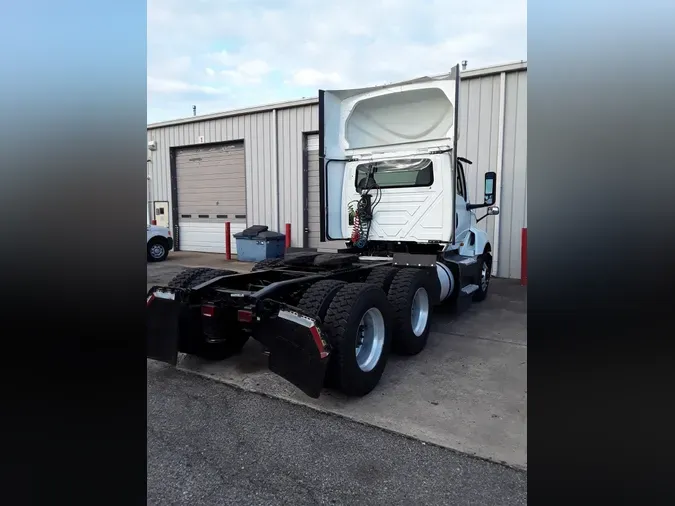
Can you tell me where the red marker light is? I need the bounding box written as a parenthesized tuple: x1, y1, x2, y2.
(237, 310, 253, 323)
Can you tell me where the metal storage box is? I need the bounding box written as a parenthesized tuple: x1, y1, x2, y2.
(233, 225, 285, 262)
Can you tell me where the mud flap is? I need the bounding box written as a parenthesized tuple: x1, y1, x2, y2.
(146, 288, 189, 366)
(255, 309, 330, 398)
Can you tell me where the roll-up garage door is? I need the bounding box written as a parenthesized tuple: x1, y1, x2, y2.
(176, 142, 247, 253)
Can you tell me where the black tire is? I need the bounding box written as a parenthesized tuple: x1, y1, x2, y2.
(298, 280, 349, 389)
(313, 253, 359, 268)
(189, 269, 237, 287)
(472, 253, 492, 302)
(167, 267, 214, 289)
(365, 266, 399, 292)
(252, 258, 285, 271)
(387, 268, 437, 356)
(164, 269, 247, 360)
(191, 269, 248, 360)
(298, 280, 347, 321)
(196, 334, 249, 361)
(322, 283, 393, 396)
(283, 251, 322, 267)
(147, 238, 169, 262)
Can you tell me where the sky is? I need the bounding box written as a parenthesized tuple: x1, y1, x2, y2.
(147, 0, 527, 124)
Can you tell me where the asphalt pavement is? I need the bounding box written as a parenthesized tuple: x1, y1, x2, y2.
(148, 361, 527, 506)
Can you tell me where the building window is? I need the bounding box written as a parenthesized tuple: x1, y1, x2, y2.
(355, 158, 433, 191)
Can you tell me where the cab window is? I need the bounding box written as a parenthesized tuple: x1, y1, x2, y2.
(456, 163, 467, 199)
(355, 158, 433, 191)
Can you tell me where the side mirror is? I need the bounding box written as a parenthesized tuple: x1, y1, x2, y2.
(484, 172, 497, 205)
(487, 205, 500, 216)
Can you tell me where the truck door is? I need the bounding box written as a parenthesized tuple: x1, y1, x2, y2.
(454, 162, 471, 244)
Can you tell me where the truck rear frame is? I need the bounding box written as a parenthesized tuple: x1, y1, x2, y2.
(146, 250, 468, 398)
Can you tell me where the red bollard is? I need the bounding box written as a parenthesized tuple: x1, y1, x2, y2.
(520, 228, 527, 286)
(225, 221, 231, 260)
(285, 223, 291, 249)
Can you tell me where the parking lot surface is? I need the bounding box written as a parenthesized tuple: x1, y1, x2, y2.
(148, 362, 527, 506)
(148, 252, 527, 469)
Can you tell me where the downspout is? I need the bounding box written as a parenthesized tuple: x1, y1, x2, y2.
(272, 108, 280, 232)
(492, 71, 507, 277)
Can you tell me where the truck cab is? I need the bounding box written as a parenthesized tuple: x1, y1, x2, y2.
(319, 67, 498, 257)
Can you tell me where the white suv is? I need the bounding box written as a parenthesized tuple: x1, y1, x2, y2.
(147, 225, 173, 262)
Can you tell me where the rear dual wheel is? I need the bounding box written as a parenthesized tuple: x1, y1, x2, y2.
(196, 333, 249, 361)
(252, 258, 286, 271)
(387, 268, 436, 355)
(314, 267, 436, 397)
(166, 268, 248, 360)
(167, 267, 236, 289)
(315, 283, 393, 397)
(366, 267, 436, 356)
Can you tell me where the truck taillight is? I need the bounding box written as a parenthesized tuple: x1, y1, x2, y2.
(201, 304, 216, 317)
(237, 310, 253, 323)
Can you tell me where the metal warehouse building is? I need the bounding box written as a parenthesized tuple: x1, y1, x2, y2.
(147, 61, 527, 279)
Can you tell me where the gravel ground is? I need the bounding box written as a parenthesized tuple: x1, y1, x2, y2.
(148, 361, 526, 506)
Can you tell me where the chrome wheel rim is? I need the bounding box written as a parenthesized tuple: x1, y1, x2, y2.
(480, 261, 490, 291)
(410, 288, 430, 337)
(150, 244, 165, 259)
(355, 307, 385, 372)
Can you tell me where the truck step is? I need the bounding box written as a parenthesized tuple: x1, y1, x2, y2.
(460, 284, 479, 295)
(457, 257, 477, 266)
(442, 252, 477, 265)
(455, 286, 476, 315)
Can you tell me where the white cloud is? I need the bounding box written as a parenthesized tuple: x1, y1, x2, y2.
(237, 59, 271, 77)
(147, 0, 526, 123)
(287, 69, 342, 86)
(218, 59, 272, 85)
(208, 49, 240, 67)
(147, 77, 228, 95)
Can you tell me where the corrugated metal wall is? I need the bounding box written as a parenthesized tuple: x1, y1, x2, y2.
(147, 67, 527, 278)
(500, 71, 527, 279)
(457, 70, 527, 278)
(276, 104, 319, 246)
(147, 104, 318, 248)
(147, 110, 279, 234)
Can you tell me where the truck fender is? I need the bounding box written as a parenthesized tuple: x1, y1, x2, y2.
(459, 227, 491, 257)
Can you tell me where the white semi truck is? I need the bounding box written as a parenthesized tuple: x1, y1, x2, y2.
(147, 64, 500, 397)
